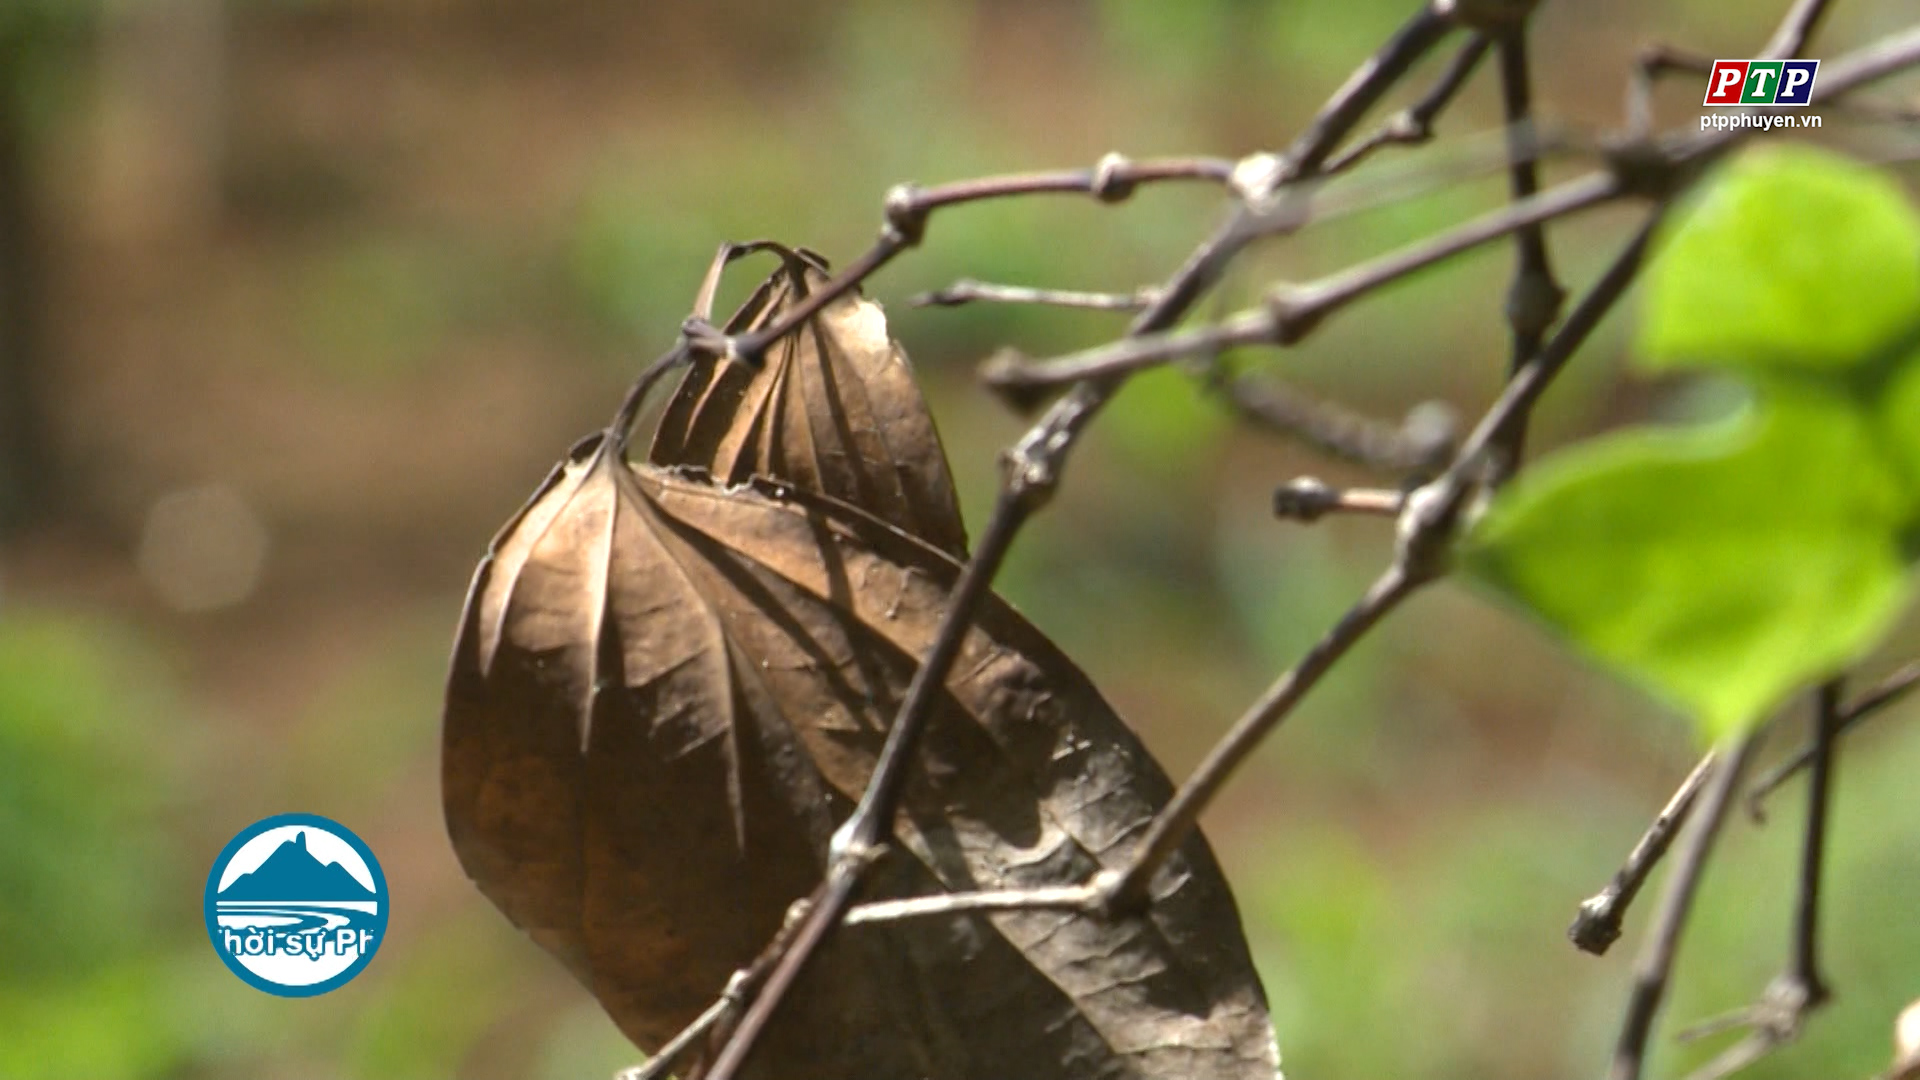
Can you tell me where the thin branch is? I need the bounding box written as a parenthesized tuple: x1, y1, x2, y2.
(615, 992, 736, 1080)
(1749, 660, 1920, 817)
(714, 155, 1236, 365)
(1570, 751, 1717, 956)
(1273, 479, 1407, 522)
(1098, 562, 1422, 909)
(983, 170, 1623, 392)
(1579, 658, 1920, 957)
(693, 13, 1458, 1075)
(1099, 211, 1666, 909)
(1321, 33, 1493, 176)
(1762, 0, 1837, 60)
(1486, 25, 1565, 479)
(844, 884, 1100, 927)
(913, 280, 1157, 311)
(1279, 4, 1457, 181)
(1609, 729, 1763, 1080)
(1222, 374, 1459, 474)
(1676, 682, 1840, 1080)
(1795, 681, 1842, 989)
(683, 19, 1920, 1080)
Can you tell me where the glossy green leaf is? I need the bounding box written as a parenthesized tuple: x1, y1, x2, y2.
(1462, 389, 1913, 738)
(1638, 145, 1920, 375)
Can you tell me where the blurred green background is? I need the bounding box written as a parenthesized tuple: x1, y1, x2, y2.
(2, 1, 1919, 1078)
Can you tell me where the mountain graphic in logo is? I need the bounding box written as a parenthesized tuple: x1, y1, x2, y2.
(217, 828, 375, 902)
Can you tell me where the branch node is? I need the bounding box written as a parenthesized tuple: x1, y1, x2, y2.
(1274, 477, 1340, 522)
(1091, 152, 1138, 202)
(1506, 263, 1567, 344)
(882, 183, 931, 247)
(1265, 288, 1320, 345)
(1230, 152, 1286, 206)
(1089, 866, 1152, 919)
(1393, 479, 1462, 584)
(1570, 892, 1626, 955)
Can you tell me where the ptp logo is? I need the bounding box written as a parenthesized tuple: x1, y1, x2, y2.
(1703, 60, 1818, 106)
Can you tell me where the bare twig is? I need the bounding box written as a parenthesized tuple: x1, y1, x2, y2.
(1676, 682, 1840, 1080)
(671, 18, 1920, 1080)
(1097, 561, 1424, 910)
(1102, 208, 1665, 917)
(1273, 479, 1407, 522)
(693, 12, 1459, 1075)
(711, 155, 1237, 366)
(983, 170, 1623, 392)
(1609, 729, 1764, 1080)
(1579, 658, 1920, 958)
(1762, 0, 1837, 61)
(615, 993, 737, 1080)
(844, 884, 1101, 927)
(1486, 25, 1565, 479)
(1321, 33, 1493, 176)
(1570, 751, 1718, 956)
(1222, 377, 1459, 475)
(913, 281, 1157, 311)
(1749, 660, 1920, 817)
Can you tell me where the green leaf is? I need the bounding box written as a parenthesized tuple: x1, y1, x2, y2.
(1874, 348, 1920, 502)
(1638, 145, 1920, 375)
(1461, 388, 1913, 738)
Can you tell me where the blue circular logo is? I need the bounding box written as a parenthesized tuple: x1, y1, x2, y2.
(204, 813, 388, 997)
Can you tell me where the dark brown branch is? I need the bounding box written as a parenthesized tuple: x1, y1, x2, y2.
(1609, 730, 1763, 1080)
(1749, 660, 1920, 817)
(1280, 4, 1457, 181)
(716, 155, 1237, 365)
(1676, 682, 1840, 1080)
(694, 14, 1458, 1075)
(1320, 33, 1493, 176)
(1096, 561, 1423, 910)
(1570, 751, 1717, 956)
(1762, 0, 1837, 60)
(1224, 375, 1459, 475)
(616, 993, 737, 1080)
(686, 19, 1920, 1080)
(1486, 26, 1565, 478)
(1101, 211, 1666, 913)
(984, 170, 1622, 392)
(1578, 658, 1920, 958)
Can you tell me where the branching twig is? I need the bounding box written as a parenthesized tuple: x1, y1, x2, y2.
(691, 12, 1460, 1077)
(1609, 729, 1765, 1080)
(982, 170, 1624, 392)
(659, 15, 1920, 1080)
(1676, 681, 1840, 1080)
(1321, 33, 1492, 176)
(1579, 658, 1920, 958)
(1749, 660, 1920, 818)
(1486, 25, 1565, 478)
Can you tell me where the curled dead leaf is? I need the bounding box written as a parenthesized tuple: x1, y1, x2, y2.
(650, 246, 970, 559)
(444, 244, 1278, 1078)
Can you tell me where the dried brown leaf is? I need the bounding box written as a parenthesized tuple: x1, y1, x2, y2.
(649, 251, 970, 559)
(444, 439, 1279, 1079)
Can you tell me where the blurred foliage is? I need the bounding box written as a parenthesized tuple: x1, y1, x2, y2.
(1469, 149, 1920, 738)
(2, 2, 1918, 1080)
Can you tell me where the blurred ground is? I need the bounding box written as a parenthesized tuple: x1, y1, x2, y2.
(2, 2, 1919, 1079)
